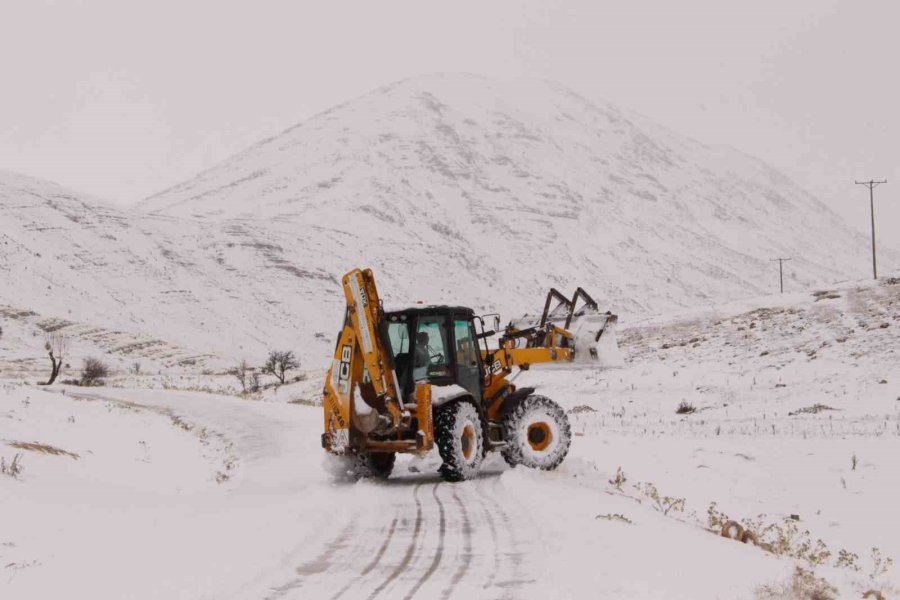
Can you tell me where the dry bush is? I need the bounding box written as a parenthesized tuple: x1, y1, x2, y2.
(8, 441, 79, 460)
(639, 482, 685, 515)
(0, 453, 23, 479)
(835, 548, 861, 572)
(81, 357, 110, 386)
(708, 503, 833, 567)
(608, 466, 627, 490)
(287, 397, 320, 406)
(676, 400, 696, 414)
(595, 513, 633, 524)
(755, 567, 837, 600)
(230, 359, 260, 393)
(869, 547, 894, 581)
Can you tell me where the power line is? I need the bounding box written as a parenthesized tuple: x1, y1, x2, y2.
(770, 257, 791, 294)
(854, 179, 887, 279)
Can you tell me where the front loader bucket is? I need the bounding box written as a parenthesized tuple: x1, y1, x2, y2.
(510, 287, 625, 369)
(566, 308, 625, 368)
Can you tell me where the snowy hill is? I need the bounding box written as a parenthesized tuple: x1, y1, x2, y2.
(142, 74, 889, 315)
(2, 75, 896, 371)
(0, 170, 337, 370)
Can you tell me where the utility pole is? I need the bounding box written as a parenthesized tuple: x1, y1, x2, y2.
(854, 180, 887, 279)
(770, 257, 791, 293)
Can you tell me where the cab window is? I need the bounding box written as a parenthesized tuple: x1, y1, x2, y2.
(387, 321, 410, 355)
(453, 318, 482, 400)
(413, 316, 450, 381)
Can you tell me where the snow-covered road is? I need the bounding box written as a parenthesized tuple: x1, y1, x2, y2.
(2, 383, 791, 599)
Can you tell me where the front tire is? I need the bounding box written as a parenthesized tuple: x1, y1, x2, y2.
(501, 395, 571, 470)
(434, 400, 484, 482)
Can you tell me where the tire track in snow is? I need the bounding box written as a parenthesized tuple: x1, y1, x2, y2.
(402, 483, 446, 600)
(474, 479, 502, 595)
(265, 515, 359, 599)
(488, 475, 532, 598)
(440, 486, 473, 600)
(329, 509, 401, 600)
(366, 481, 425, 600)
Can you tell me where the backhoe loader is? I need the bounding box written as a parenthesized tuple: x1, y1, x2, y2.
(322, 268, 621, 481)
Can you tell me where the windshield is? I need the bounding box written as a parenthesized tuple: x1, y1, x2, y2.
(413, 316, 450, 381)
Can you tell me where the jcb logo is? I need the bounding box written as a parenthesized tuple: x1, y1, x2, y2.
(338, 345, 352, 394)
(339, 345, 352, 381)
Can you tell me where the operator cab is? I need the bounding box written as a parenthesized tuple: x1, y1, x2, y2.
(384, 306, 485, 403)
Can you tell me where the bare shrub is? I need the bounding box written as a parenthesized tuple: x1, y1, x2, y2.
(81, 357, 110, 386)
(131, 361, 141, 375)
(248, 371, 261, 393)
(788, 404, 837, 416)
(676, 400, 696, 414)
(262, 350, 299, 384)
(869, 547, 893, 581)
(608, 466, 627, 490)
(229, 359, 252, 393)
(755, 566, 837, 600)
(595, 513, 633, 524)
(638, 482, 685, 515)
(707, 503, 831, 566)
(287, 397, 320, 406)
(835, 548, 861, 572)
(0, 453, 23, 479)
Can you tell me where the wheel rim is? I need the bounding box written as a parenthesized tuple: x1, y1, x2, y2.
(527, 422, 552, 452)
(461, 424, 476, 460)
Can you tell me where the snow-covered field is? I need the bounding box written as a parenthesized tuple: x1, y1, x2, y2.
(3, 276, 897, 599)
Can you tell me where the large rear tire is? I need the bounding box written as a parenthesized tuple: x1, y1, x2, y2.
(501, 395, 571, 470)
(434, 400, 484, 482)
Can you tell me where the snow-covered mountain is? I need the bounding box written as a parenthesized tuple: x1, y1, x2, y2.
(0, 170, 337, 369)
(142, 74, 888, 310)
(2, 74, 893, 368)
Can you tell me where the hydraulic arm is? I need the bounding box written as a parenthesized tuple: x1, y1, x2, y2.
(322, 268, 407, 452)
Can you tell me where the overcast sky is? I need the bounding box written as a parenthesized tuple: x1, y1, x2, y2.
(1, 0, 897, 254)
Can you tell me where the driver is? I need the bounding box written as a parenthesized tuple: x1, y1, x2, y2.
(413, 331, 431, 368)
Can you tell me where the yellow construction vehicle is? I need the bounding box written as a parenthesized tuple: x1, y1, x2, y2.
(322, 268, 621, 481)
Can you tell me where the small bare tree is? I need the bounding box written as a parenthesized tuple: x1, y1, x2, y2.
(229, 359, 251, 393)
(42, 333, 68, 385)
(248, 371, 261, 393)
(262, 350, 299, 384)
(81, 357, 110, 386)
